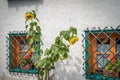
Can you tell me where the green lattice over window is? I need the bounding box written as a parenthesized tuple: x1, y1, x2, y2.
(7, 31, 40, 74)
(83, 27, 120, 80)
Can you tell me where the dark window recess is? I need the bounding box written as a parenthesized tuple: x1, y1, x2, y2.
(116, 38, 120, 53)
(116, 38, 120, 61)
(20, 40, 28, 51)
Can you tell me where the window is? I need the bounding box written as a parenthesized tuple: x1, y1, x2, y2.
(84, 28, 120, 79)
(8, 32, 39, 74)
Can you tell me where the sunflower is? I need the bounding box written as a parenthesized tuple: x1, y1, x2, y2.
(74, 36, 79, 41)
(25, 12, 34, 20)
(69, 36, 79, 45)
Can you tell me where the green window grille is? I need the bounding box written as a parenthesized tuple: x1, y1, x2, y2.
(83, 27, 120, 80)
(7, 31, 40, 74)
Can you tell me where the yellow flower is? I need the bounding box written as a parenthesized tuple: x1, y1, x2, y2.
(25, 12, 34, 20)
(69, 36, 79, 45)
(74, 36, 79, 41)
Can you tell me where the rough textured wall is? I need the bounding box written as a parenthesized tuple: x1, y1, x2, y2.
(0, 0, 120, 80)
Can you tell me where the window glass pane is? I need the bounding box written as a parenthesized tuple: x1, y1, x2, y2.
(20, 40, 28, 51)
(97, 54, 107, 68)
(98, 54, 103, 68)
(97, 38, 110, 52)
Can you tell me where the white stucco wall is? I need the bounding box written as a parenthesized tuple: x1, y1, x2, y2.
(0, 0, 120, 80)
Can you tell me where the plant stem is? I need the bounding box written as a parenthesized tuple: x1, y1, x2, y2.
(38, 69, 43, 80)
(45, 70, 49, 80)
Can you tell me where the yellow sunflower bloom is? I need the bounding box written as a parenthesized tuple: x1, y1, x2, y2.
(74, 36, 79, 41)
(69, 36, 79, 45)
(69, 38, 75, 45)
(25, 12, 34, 20)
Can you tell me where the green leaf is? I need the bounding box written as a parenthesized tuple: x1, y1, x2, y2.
(36, 35, 40, 41)
(39, 71, 44, 76)
(50, 44, 59, 53)
(30, 38, 34, 45)
(50, 58, 54, 63)
(45, 62, 51, 70)
(55, 37, 61, 44)
(31, 48, 36, 52)
(70, 26, 77, 35)
(60, 30, 66, 37)
(32, 10, 36, 18)
(29, 30, 35, 37)
(60, 31, 70, 40)
(44, 48, 51, 55)
(29, 30, 33, 36)
(53, 54, 59, 62)
(63, 53, 68, 59)
(34, 22, 37, 26)
(34, 56, 41, 68)
(36, 26, 41, 32)
(32, 44, 39, 52)
(30, 22, 34, 27)
(65, 31, 70, 40)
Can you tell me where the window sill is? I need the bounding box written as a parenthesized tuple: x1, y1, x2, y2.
(9, 67, 38, 74)
(86, 73, 120, 80)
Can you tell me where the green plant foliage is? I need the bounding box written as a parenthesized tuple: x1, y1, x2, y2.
(24, 10, 79, 80)
(37, 26, 78, 79)
(25, 10, 42, 53)
(15, 10, 42, 69)
(105, 59, 120, 73)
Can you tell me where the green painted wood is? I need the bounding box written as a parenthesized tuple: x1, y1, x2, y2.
(8, 33, 12, 72)
(84, 29, 120, 33)
(9, 68, 38, 74)
(8, 32, 27, 36)
(86, 74, 120, 80)
(85, 31, 89, 79)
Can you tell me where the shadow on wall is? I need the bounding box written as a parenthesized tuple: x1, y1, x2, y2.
(8, 0, 44, 11)
(52, 56, 84, 80)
